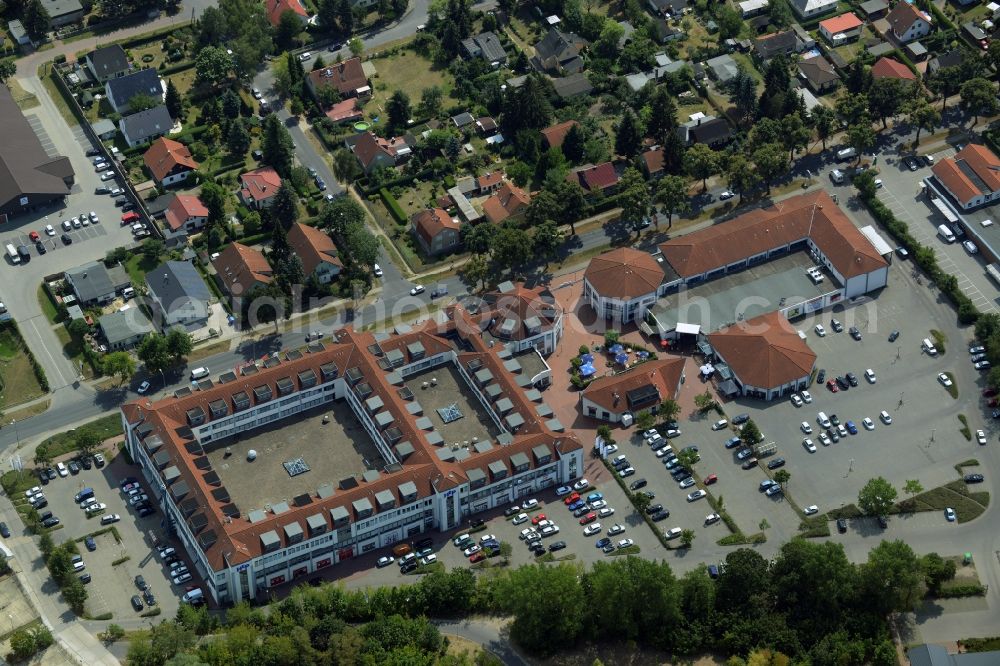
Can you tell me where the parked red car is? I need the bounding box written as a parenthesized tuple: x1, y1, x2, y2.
(704, 474, 718, 485)
(121, 212, 140, 225)
(579, 512, 597, 525)
(563, 492, 580, 506)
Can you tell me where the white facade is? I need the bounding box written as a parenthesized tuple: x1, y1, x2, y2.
(894, 16, 930, 43)
(584, 279, 672, 324)
(160, 170, 192, 187)
(313, 260, 342, 284)
(123, 349, 582, 606)
(790, 0, 837, 18)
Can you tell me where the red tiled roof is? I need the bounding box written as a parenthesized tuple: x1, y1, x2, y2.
(820, 12, 862, 34)
(477, 172, 503, 191)
(308, 58, 368, 96)
(658, 190, 888, 280)
(707, 311, 817, 389)
(142, 137, 198, 183)
(163, 194, 208, 231)
(482, 181, 530, 224)
(287, 222, 342, 276)
(871, 57, 915, 80)
(239, 167, 282, 205)
(641, 148, 665, 175)
(932, 143, 1000, 206)
(584, 247, 666, 300)
(351, 132, 402, 170)
(211, 242, 272, 295)
(575, 162, 618, 192)
(477, 283, 562, 342)
(412, 208, 461, 246)
(324, 98, 363, 124)
(121, 314, 582, 571)
(581, 358, 685, 414)
(541, 120, 578, 148)
(266, 0, 307, 26)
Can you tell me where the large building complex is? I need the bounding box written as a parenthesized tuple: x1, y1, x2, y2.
(121, 288, 581, 605)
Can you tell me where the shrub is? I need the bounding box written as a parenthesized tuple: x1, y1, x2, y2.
(380, 188, 407, 224)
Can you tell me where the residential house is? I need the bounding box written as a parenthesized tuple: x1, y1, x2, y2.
(963, 21, 989, 49)
(8, 21, 30, 47)
(651, 18, 684, 43)
(65, 261, 131, 305)
(886, 1, 931, 43)
(119, 105, 172, 148)
(324, 98, 363, 124)
(927, 47, 964, 75)
(858, 0, 888, 19)
(531, 28, 588, 75)
(688, 117, 732, 148)
(908, 643, 1000, 666)
(85, 45, 130, 82)
(411, 208, 463, 257)
(754, 30, 799, 62)
(931, 144, 1000, 210)
(461, 31, 508, 66)
(476, 116, 498, 136)
(705, 54, 740, 82)
(476, 172, 503, 195)
(288, 223, 343, 284)
(483, 181, 531, 224)
(568, 163, 619, 195)
(580, 358, 685, 423)
(789, 0, 838, 19)
(143, 137, 199, 187)
(238, 167, 282, 209)
(91, 119, 116, 140)
(739, 0, 769, 17)
(306, 58, 370, 99)
(146, 260, 213, 330)
(541, 120, 579, 149)
(452, 112, 476, 130)
(641, 148, 666, 179)
(551, 73, 594, 100)
(647, 0, 687, 17)
(99, 308, 155, 350)
(797, 55, 840, 92)
(871, 56, 915, 81)
(819, 12, 863, 44)
(163, 194, 209, 235)
(212, 243, 273, 297)
(346, 132, 411, 174)
(40, 0, 84, 27)
(105, 68, 162, 114)
(265, 0, 308, 27)
(0, 85, 74, 217)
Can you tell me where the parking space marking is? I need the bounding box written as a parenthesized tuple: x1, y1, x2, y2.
(25, 115, 59, 159)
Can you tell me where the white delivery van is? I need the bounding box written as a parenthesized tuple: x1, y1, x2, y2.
(182, 588, 204, 604)
(922, 338, 938, 356)
(937, 224, 956, 243)
(817, 412, 831, 429)
(829, 169, 845, 184)
(5, 244, 19, 264)
(836, 147, 857, 161)
(190, 367, 210, 380)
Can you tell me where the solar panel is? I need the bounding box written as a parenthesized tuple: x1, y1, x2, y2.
(283, 457, 311, 477)
(437, 403, 464, 423)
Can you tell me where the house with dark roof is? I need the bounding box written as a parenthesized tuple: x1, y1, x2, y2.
(551, 73, 594, 99)
(531, 28, 588, 75)
(797, 55, 840, 92)
(238, 167, 282, 209)
(119, 105, 173, 148)
(143, 137, 199, 186)
(641, 148, 666, 179)
(707, 311, 817, 400)
(105, 68, 162, 113)
(212, 243, 273, 297)
(647, 0, 687, 16)
(461, 31, 508, 65)
(476, 116, 498, 136)
(288, 223, 343, 284)
(754, 30, 800, 62)
(411, 208, 462, 256)
(146, 260, 213, 330)
(40, 0, 84, 27)
(927, 47, 965, 75)
(907, 643, 1000, 666)
(687, 117, 732, 148)
(99, 307, 155, 350)
(568, 162, 619, 195)
(858, 0, 888, 18)
(581, 358, 685, 422)
(85, 45, 130, 82)
(931, 144, 1000, 210)
(452, 112, 476, 129)
(886, 1, 931, 43)
(306, 59, 371, 99)
(583, 247, 673, 322)
(0, 85, 74, 217)
(65, 260, 131, 305)
(651, 18, 684, 43)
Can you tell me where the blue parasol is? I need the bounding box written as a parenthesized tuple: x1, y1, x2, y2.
(580, 363, 596, 377)
(615, 352, 629, 365)
(580, 353, 594, 364)
(610, 344, 624, 354)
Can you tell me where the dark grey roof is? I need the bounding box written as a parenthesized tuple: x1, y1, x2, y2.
(119, 105, 172, 143)
(99, 308, 154, 345)
(533, 28, 588, 65)
(461, 31, 507, 62)
(145, 260, 211, 317)
(87, 45, 129, 77)
(40, 0, 82, 18)
(906, 644, 1000, 666)
(106, 68, 161, 107)
(66, 260, 130, 303)
(0, 85, 73, 209)
(929, 47, 965, 73)
(690, 118, 732, 144)
(649, 0, 688, 12)
(755, 30, 798, 60)
(858, 0, 888, 15)
(551, 72, 594, 99)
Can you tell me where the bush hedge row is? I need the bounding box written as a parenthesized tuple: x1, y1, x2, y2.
(380, 188, 407, 224)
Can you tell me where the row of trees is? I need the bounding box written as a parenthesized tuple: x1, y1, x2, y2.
(38, 533, 87, 615)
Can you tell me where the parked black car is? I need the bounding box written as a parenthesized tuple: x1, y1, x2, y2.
(816, 369, 826, 384)
(766, 458, 786, 470)
(846, 372, 858, 387)
(650, 510, 670, 522)
(629, 478, 647, 490)
(965, 474, 985, 484)
(645, 503, 663, 515)
(835, 376, 850, 391)
(837, 518, 848, 533)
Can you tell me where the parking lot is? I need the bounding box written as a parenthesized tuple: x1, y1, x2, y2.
(29, 451, 184, 620)
(701, 259, 988, 537)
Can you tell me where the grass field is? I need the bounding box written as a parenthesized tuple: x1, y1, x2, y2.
(908, 480, 989, 523)
(35, 414, 124, 463)
(36, 286, 60, 324)
(0, 326, 46, 410)
(365, 51, 459, 125)
(53, 326, 96, 380)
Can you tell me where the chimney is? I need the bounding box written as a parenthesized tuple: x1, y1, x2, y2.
(163, 273, 168, 284)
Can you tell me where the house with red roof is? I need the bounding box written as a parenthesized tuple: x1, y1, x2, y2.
(482, 182, 531, 224)
(306, 58, 371, 99)
(143, 137, 199, 186)
(212, 242, 273, 297)
(476, 172, 503, 195)
(541, 120, 579, 149)
(346, 132, 411, 174)
(324, 98, 363, 124)
(871, 57, 915, 81)
(238, 167, 282, 209)
(287, 223, 343, 284)
(819, 12, 863, 44)
(568, 162, 619, 195)
(163, 194, 209, 234)
(411, 208, 463, 256)
(931, 144, 1000, 210)
(265, 0, 308, 27)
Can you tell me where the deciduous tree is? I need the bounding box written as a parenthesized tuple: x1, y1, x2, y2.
(858, 476, 897, 517)
(654, 175, 689, 228)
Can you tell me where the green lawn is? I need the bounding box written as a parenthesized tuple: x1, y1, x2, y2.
(365, 51, 460, 126)
(36, 285, 60, 324)
(124, 252, 163, 287)
(53, 326, 96, 380)
(35, 414, 124, 462)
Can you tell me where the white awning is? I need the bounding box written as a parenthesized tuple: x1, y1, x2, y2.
(859, 225, 893, 257)
(677, 322, 701, 335)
